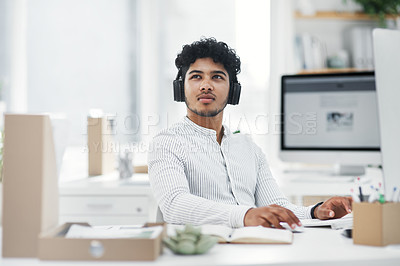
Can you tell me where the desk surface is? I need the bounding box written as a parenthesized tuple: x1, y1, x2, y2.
(2, 226, 400, 266)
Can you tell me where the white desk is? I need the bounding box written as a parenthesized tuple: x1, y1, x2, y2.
(1, 226, 400, 265)
(2, 166, 397, 265)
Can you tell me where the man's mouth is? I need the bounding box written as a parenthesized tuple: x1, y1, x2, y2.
(198, 94, 215, 103)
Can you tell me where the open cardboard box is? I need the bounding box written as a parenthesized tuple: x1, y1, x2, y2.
(2, 115, 166, 261)
(2, 114, 60, 258)
(38, 223, 166, 261)
(353, 202, 400, 246)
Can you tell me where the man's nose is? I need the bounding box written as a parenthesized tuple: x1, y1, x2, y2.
(200, 79, 213, 91)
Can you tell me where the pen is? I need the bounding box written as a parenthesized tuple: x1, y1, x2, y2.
(391, 187, 397, 202)
(358, 186, 364, 202)
(357, 177, 364, 202)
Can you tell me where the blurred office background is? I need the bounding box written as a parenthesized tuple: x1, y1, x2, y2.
(0, 0, 398, 178)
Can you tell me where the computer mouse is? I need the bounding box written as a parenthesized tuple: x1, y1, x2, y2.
(280, 222, 305, 233)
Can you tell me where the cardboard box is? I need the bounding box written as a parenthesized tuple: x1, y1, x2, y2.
(38, 223, 166, 261)
(2, 114, 59, 257)
(88, 117, 115, 176)
(353, 202, 400, 246)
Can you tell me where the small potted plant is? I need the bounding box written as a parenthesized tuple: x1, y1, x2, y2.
(349, 0, 400, 27)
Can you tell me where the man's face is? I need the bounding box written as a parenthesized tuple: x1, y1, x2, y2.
(184, 57, 230, 118)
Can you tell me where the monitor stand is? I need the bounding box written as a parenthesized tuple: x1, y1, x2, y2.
(283, 164, 368, 183)
(334, 164, 365, 176)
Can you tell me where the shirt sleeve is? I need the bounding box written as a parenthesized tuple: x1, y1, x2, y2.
(148, 133, 252, 228)
(253, 145, 313, 219)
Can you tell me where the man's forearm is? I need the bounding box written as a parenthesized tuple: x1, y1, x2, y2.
(159, 191, 252, 228)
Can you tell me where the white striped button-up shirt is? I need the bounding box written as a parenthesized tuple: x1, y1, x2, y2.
(148, 116, 313, 228)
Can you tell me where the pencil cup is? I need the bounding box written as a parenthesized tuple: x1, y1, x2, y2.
(353, 202, 400, 246)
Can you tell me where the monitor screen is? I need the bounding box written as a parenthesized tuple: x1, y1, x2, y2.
(281, 72, 380, 152)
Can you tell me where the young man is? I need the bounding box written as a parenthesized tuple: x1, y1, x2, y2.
(148, 38, 352, 229)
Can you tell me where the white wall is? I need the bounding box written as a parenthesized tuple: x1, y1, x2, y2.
(26, 0, 134, 145)
(7, 0, 28, 113)
(225, 0, 270, 155)
(159, 0, 236, 130)
(268, 0, 296, 168)
(0, 1, 5, 82)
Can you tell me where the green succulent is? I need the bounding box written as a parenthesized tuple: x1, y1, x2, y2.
(163, 224, 218, 255)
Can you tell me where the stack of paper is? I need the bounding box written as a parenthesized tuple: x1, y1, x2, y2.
(301, 213, 353, 230)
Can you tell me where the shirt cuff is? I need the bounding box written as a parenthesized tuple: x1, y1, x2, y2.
(305, 205, 314, 219)
(229, 205, 253, 228)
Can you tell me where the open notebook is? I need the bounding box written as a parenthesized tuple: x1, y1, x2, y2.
(201, 225, 293, 244)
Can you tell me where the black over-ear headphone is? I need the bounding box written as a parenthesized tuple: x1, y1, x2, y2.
(173, 68, 241, 105)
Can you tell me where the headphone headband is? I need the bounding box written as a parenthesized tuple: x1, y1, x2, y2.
(172, 68, 241, 105)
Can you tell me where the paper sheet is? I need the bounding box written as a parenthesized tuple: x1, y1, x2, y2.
(65, 224, 163, 239)
(301, 213, 353, 229)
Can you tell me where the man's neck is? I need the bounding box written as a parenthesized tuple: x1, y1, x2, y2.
(187, 111, 224, 144)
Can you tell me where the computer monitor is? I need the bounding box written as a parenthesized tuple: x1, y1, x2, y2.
(373, 29, 400, 197)
(279, 72, 381, 176)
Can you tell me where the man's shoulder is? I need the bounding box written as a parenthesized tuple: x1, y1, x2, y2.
(152, 120, 186, 144)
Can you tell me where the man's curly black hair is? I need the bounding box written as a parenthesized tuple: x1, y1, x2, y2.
(175, 37, 241, 84)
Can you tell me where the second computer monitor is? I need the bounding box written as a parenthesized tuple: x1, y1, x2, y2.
(280, 72, 381, 175)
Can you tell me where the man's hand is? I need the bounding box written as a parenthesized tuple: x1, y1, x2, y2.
(314, 196, 353, 220)
(244, 204, 302, 229)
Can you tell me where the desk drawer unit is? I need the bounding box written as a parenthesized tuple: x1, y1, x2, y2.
(60, 196, 148, 216)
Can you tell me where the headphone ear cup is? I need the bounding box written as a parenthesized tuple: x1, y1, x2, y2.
(228, 82, 241, 105)
(173, 80, 185, 102)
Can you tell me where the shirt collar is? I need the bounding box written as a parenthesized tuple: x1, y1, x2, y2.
(183, 116, 231, 138)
